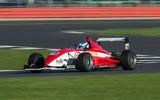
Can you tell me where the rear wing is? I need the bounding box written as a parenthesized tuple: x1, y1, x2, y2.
(96, 37, 130, 50)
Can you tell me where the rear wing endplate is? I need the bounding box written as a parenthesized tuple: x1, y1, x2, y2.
(96, 37, 130, 50)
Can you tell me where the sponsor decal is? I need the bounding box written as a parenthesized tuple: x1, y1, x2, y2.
(74, 52, 81, 58)
(56, 58, 63, 63)
(89, 52, 98, 57)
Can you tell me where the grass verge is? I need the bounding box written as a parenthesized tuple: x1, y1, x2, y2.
(79, 27, 160, 36)
(0, 74, 160, 100)
(0, 49, 50, 70)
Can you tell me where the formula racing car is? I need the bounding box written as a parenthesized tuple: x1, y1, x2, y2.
(24, 37, 137, 73)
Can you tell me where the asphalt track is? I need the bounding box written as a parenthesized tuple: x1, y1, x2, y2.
(0, 19, 160, 78)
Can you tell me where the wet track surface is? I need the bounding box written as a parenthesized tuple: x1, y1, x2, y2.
(0, 20, 160, 77)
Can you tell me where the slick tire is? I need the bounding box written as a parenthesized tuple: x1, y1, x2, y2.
(28, 53, 45, 73)
(120, 50, 137, 70)
(77, 53, 94, 72)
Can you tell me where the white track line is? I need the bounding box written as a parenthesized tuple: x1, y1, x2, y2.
(138, 60, 160, 62)
(61, 30, 84, 34)
(13, 47, 49, 50)
(0, 45, 21, 48)
(0, 70, 24, 72)
(137, 54, 160, 64)
(138, 62, 160, 64)
(0, 45, 60, 51)
(138, 56, 160, 59)
(137, 54, 155, 57)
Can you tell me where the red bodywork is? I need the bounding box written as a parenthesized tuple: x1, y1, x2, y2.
(45, 37, 120, 68)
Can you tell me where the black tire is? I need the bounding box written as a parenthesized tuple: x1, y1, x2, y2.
(28, 53, 45, 73)
(77, 53, 94, 72)
(120, 50, 137, 70)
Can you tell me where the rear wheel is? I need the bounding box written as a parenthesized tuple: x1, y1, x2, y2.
(76, 53, 94, 72)
(28, 53, 45, 73)
(120, 50, 137, 70)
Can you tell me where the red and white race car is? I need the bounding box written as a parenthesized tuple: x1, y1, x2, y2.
(24, 37, 137, 73)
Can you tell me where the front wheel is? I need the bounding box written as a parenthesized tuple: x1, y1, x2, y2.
(28, 53, 45, 73)
(76, 53, 94, 72)
(120, 50, 137, 70)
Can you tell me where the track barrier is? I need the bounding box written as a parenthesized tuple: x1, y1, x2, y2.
(0, 7, 160, 18)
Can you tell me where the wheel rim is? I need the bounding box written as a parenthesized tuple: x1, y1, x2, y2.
(129, 55, 137, 67)
(86, 55, 93, 68)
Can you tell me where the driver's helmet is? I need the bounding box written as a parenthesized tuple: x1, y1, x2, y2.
(77, 41, 89, 50)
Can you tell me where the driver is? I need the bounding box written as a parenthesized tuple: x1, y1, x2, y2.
(77, 41, 90, 50)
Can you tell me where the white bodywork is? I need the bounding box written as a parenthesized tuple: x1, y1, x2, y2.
(48, 51, 111, 68)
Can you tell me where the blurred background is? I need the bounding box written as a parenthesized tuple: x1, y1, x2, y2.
(0, 0, 160, 8)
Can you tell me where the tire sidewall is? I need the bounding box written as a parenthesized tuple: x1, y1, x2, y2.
(77, 53, 94, 72)
(28, 53, 45, 68)
(120, 50, 137, 70)
(83, 53, 94, 71)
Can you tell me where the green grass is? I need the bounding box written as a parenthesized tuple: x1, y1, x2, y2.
(79, 27, 160, 36)
(0, 49, 50, 70)
(0, 74, 160, 100)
